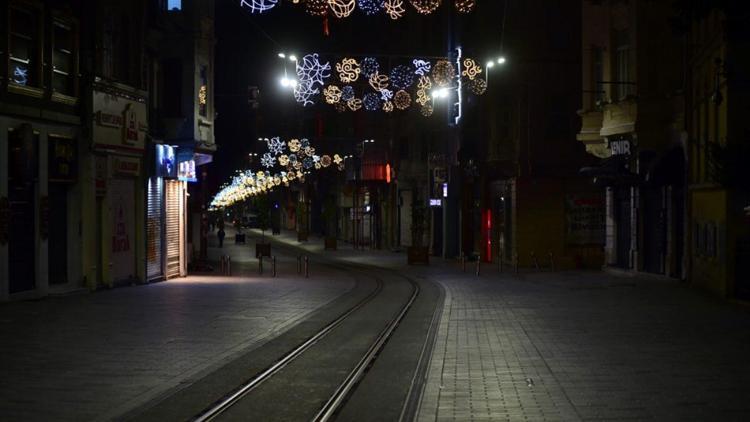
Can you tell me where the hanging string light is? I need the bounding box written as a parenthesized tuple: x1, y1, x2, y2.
(347, 98, 363, 111)
(470, 77, 487, 95)
(369, 72, 390, 91)
(390, 65, 415, 90)
(383, 101, 394, 112)
(358, 0, 384, 15)
(240, 0, 279, 14)
(394, 90, 412, 110)
(454, 0, 475, 13)
(323, 85, 342, 104)
(461, 58, 482, 80)
(360, 57, 380, 78)
(409, 0, 441, 15)
(421, 103, 434, 116)
(432, 59, 456, 86)
(363, 92, 381, 111)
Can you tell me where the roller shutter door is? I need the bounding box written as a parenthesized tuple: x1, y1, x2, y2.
(146, 177, 163, 280)
(165, 180, 183, 279)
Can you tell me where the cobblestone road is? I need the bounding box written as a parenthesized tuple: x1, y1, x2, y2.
(417, 270, 750, 422)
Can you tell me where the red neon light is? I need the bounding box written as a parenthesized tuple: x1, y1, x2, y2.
(386, 163, 391, 184)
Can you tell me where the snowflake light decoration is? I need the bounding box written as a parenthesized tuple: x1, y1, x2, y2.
(390, 65, 415, 90)
(267, 137, 286, 155)
(329, 0, 356, 18)
(336, 58, 361, 83)
(334, 154, 344, 165)
(369, 72, 390, 91)
(341, 85, 355, 101)
(409, 0, 441, 15)
(432, 60, 456, 86)
(347, 98, 363, 111)
(358, 0, 384, 15)
(462, 58, 482, 80)
(297, 54, 331, 87)
(363, 92, 381, 111)
(294, 81, 318, 106)
(323, 85, 342, 104)
(384, 0, 406, 19)
(394, 90, 412, 110)
(360, 57, 380, 78)
(413, 59, 432, 76)
(261, 153, 277, 168)
(279, 155, 290, 166)
(240, 0, 278, 14)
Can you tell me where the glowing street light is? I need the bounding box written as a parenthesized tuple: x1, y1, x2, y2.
(280, 77, 298, 88)
(486, 61, 495, 69)
(278, 53, 286, 58)
(497, 56, 506, 65)
(288, 54, 297, 62)
(431, 88, 450, 99)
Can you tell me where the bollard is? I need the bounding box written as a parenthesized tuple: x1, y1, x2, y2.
(513, 252, 519, 274)
(476, 259, 481, 277)
(219, 255, 225, 274)
(226, 256, 232, 276)
(304, 256, 310, 278)
(548, 252, 555, 272)
(531, 251, 540, 271)
(272, 256, 277, 278)
(297, 255, 302, 275)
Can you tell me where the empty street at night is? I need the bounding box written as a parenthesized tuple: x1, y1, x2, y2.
(1, 0, 750, 421)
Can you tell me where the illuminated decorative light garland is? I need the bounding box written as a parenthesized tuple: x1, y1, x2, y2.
(347, 98, 363, 111)
(360, 57, 380, 78)
(470, 77, 487, 95)
(394, 90, 412, 110)
(461, 58, 482, 80)
(417, 75, 432, 91)
(358, 0, 384, 15)
(432, 59, 456, 86)
(341, 85, 355, 101)
(383, 101, 394, 112)
(416, 89, 431, 106)
(295, 54, 331, 106)
(336, 58, 361, 83)
(288, 139, 301, 152)
(421, 102, 434, 116)
(323, 85, 343, 104)
(380, 88, 394, 101)
(413, 59, 432, 76)
(409, 0, 441, 15)
(390, 65, 415, 89)
(335, 102, 347, 113)
(363, 92, 381, 111)
(328, 0, 356, 17)
(369, 72, 390, 91)
(267, 136, 286, 155)
(305, 0, 329, 16)
(384, 0, 406, 19)
(454, 0, 475, 13)
(240, 0, 278, 13)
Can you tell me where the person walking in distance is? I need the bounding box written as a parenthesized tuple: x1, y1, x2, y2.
(217, 217, 226, 248)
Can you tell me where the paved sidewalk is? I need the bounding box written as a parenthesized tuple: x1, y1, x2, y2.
(416, 269, 750, 421)
(0, 231, 354, 421)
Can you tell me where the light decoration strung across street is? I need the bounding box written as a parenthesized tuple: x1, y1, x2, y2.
(286, 52, 487, 115)
(239, 0, 474, 18)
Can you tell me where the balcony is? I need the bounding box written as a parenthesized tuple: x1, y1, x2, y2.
(576, 109, 608, 158)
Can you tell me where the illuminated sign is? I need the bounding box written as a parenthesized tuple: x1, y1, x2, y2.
(178, 160, 197, 182)
(155, 144, 177, 178)
(429, 199, 442, 207)
(442, 183, 448, 198)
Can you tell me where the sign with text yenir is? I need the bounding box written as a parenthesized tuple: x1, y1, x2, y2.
(609, 135, 633, 156)
(93, 89, 147, 151)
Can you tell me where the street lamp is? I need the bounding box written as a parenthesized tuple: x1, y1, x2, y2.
(431, 88, 450, 99)
(497, 56, 506, 65)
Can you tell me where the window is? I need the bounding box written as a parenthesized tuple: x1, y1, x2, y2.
(8, 6, 40, 87)
(614, 29, 633, 100)
(591, 46, 604, 105)
(167, 0, 182, 11)
(52, 21, 75, 96)
(198, 65, 208, 117)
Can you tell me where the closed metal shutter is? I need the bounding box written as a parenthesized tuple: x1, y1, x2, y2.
(146, 177, 163, 280)
(165, 180, 183, 279)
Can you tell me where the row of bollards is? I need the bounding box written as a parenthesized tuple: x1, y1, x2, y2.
(256, 255, 309, 278)
(461, 250, 555, 276)
(220, 255, 232, 276)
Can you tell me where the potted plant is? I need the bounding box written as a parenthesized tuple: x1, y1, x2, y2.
(408, 197, 430, 264)
(254, 196, 271, 258)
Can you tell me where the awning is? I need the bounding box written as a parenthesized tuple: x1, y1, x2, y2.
(579, 155, 640, 187)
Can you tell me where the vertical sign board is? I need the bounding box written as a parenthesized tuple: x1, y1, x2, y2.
(110, 179, 135, 283)
(565, 194, 606, 245)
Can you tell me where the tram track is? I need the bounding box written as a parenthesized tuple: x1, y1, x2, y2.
(189, 238, 423, 422)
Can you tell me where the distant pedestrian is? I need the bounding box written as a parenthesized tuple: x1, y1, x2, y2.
(218, 228, 226, 248)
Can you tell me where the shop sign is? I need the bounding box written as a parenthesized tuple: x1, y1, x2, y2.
(97, 112, 123, 128)
(39, 196, 49, 240)
(93, 90, 147, 150)
(609, 136, 632, 156)
(429, 199, 443, 207)
(49, 136, 78, 182)
(178, 160, 197, 182)
(123, 104, 139, 145)
(565, 194, 605, 245)
(112, 157, 141, 177)
(155, 144, 177, 178)
(0, 197, 9, 245)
